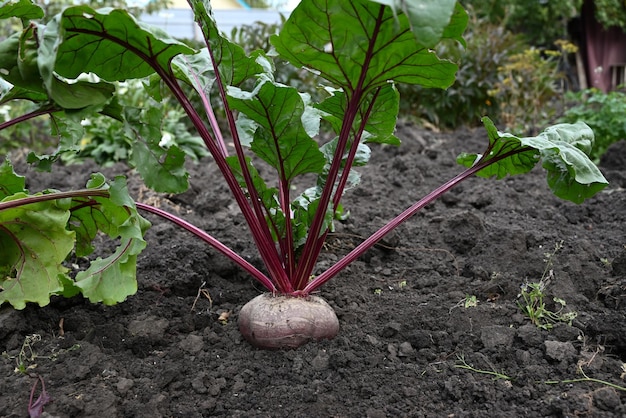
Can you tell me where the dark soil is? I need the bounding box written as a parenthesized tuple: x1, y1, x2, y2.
(2, 123, 626, 417)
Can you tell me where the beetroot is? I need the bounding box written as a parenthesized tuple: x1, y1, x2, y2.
(238, 294, 339, 349)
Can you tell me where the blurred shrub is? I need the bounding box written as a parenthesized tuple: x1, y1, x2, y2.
(230, 18, 283, 52)
(398, 14, 524, 129)
(462, 0, 581, 47)
(560, 88, 626, 162)
(0, 101, 55, 155)
(489, 41, 577, 134)
(488, 40, 577, 134)
(594, 0, 626, 29)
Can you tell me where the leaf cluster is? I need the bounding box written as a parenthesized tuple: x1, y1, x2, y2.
(0, 0, 609, 309)
(0, 159, 149, 308)
(560, 88, 626, 162)
(462, 0, 582, 46)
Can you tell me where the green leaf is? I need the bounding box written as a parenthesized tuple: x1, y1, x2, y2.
(0, 194, 74, 309)
(72, 236, 141, 305)
(228, 78, 326, 182)
(26, 113, 84, 171)
(69, 173, 110, 257)
(316, 84, 401, 145)
(320, 137, 371, 170)
(288, 136, 369, 248)
(0, 15, 122, 110)
(291, 189, 336, 248)
(360, 84, 401, 145)
(0, 78, 48, 104)
(0, 22, 47, 97)
(370, 0, 464, 48)
(0, 32, 45, 93)
(72, 176, 150, 305)
(457, 117, 539, 179)
(51, 5, 195, 82)
(187, 0, 264, 87)
(0, 159, 25, 199)
(226, 156, 279, 210)
(0, 0, 44, 20)
(441, 2, 469, 47)
(0, 171, 150, 308)
(171, 48, 216, 95)
(126, 106, 189, 193)
(37, 17, 117, 110)
(315, 138, 369, 202)
(458, 117, 609, 204)
(18, 23, 44, 92)
(271, 0, 458, 94)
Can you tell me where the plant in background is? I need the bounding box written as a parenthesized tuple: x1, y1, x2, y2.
(399, 11, 524, 129)
(488, 40, 577, 134)
(63, 80, 209, 167)
(0, 0, 607, 349)
(0, 101, 55, 155)
(593, 0, 626, 30)
(464, 0, 582, 47)
(560, 88, 626, 162)
(517, 241, 578, 329)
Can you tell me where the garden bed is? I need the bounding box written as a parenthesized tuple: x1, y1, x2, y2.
(1, 122, 625, 417)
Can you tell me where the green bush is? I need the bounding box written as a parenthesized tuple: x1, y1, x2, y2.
(398, 14, 524, 129)
(560, 88, 626, 162)
(488, 40, 576, 134)
(594, 0, 626, 29)
(462, 0, 582, 47)
(0, 100, 54, 155)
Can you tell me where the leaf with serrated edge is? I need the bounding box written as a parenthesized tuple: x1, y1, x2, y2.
(458, 118, 608, 204)
(72, 176, 150, 304)
(27, 115, 84, 171)
(73, 235, 143, 305)
(0, 195, 74, 309)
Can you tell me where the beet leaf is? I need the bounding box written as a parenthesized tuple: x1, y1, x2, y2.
(0, 159, 149, 308)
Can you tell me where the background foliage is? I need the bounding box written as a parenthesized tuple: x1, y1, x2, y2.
(461, 0, 582, 46)
(488, 40, 578, 134)
(398, 13, 523, 128)
(560, 89, 626, 162)
(592, 0, 626, 29)
(0, 0, 623, 161)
